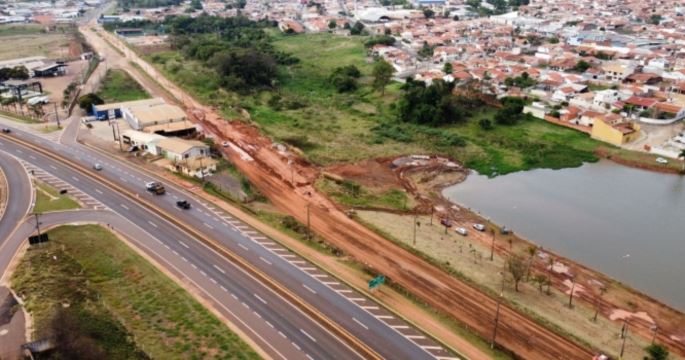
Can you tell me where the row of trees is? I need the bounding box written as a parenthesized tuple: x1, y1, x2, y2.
(397, 79, 482, 126)
(0, 66, 29, 81)
(163, 15, 297, 92)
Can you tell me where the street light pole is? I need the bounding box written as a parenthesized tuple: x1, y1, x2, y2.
(568, 276, 576, 308)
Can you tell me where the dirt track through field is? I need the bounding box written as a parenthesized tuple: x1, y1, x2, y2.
(86, 25, 596, 359)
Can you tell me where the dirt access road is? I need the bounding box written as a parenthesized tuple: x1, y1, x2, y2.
(82, 24, 595, 359)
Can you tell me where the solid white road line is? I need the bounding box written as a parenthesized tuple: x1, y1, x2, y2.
(213, 264, 226, 274)
(259, 257, 272, 265)
(302, 284, 317, 294)
(178, 241, 190, 249)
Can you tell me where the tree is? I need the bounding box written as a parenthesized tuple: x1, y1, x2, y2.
(466, 0, 481, 11)
(525, 245, 537, 281)
(593, 285, 608, 322)
(423, 8, 435, 18)
(443, 62, 453, 74)
(350, 21, 365, 35)
(330, 65, 361, 93)
(372, 59, 395, 95)
(495, 97, 526, 125)
(78, 93, 104, 114)
(650, 14, 663, 25)
(679, 149, 685, 173)
(644, 344, 670, 360)
(478, 118, 493, 130)
(418, 41, 434, 58)
(573, 60, 591, 73)
(328, 19, 337, 29)
(532, 274, 547, 293)
(208, 48, 278, 90)
(507, 253, 527, 292)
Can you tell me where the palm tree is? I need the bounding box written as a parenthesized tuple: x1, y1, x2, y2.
(679, 149, 685, 173)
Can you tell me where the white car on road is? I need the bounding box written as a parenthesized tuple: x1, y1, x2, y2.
(473, 224, 485, 231)
(455, 227, 468, 236)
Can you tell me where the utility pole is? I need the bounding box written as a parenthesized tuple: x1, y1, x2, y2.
(115, 121, 123, 151)
(53, 102, 61, 128)
(490, 227, 496, 261)
(429, 207, 433, 226)
(413, 214, 418, 246)
(620, 319, 628, 358)
(33, 212, 42, 238)
(651, 325, 658, 344)
(199, 155, 205, 185)
(306, 203, 311, 240)
(491, 291, 503, 349)
(568, 276, 576, 308)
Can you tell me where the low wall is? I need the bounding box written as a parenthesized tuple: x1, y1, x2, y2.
(0, 166, 7, 221)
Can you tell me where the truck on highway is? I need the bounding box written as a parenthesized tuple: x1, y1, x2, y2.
(145, 181, 165, 195)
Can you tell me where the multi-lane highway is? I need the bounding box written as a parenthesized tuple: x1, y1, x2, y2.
(0, 120, 459, 359)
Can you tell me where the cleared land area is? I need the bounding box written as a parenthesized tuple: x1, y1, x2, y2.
(96, 69, 151, 103)
(356, 211, 660, 359)
(0, 24, 72, 61)
(33, 181, 80, 213)
(11, 225, 259, 359)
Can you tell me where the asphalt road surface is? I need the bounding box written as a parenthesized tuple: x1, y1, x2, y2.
(0, 122, 455, 359)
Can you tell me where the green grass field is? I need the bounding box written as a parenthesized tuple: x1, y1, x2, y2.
(33, 181, 81, 213)
(11, 225, 259, 359)
(97, 69, 151, 103)
(146, 32, 670, 178)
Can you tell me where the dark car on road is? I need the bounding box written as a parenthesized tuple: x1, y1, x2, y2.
(176, 200, 191, 209)
(1, 128, 10, 133)
(145, 181, 166, 195)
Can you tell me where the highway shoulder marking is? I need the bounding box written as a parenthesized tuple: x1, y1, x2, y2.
(213, 264, 226, 274)
(352, 317, 368, 330)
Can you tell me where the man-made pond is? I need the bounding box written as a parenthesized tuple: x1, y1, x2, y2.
(443, 160, 685, 310)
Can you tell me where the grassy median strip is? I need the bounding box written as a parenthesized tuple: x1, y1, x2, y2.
(33, 181, 80, 213)
(96, 69, 151, 103)
(11, 225, 260, 359)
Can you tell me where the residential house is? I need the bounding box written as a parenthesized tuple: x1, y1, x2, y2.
(591, 116, 641, 145)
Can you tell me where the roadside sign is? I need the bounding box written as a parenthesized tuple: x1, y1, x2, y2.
(368, 275, 385, 290)
(28, 233, 49, 245)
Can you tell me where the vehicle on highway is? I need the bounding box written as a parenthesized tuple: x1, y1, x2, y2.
(455, 227, 468, 236)
(1, 128, 10, 133)
(656, 157, 669, 164)
(93, 163, 103, 171)
(222, 141, 230, 147)
(473, 223, 485, 231)
(176, 200, 191, 209)
(500, 226, 511, 235)
(145, 181, 166, 195)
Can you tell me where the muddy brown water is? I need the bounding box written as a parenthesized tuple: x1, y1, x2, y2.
(443, 160, 685, 310)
